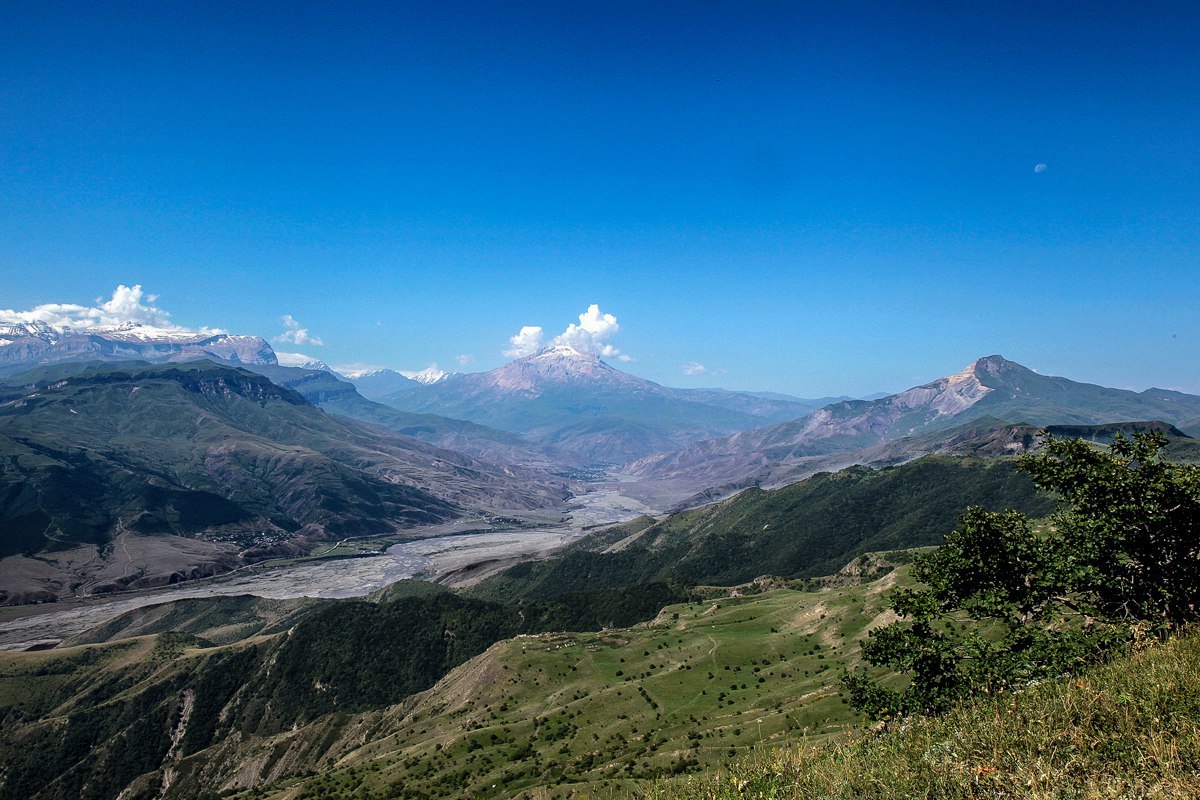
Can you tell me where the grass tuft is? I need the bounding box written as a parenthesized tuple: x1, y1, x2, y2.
(641, 630, 1200, 799)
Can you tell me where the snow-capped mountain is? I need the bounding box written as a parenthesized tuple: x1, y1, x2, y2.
(338, 367, 419, 399)
(461, 343, 654, 395)
(402, 365, 454, 385)
(373, 344, 828, 463)
(0, 320, 277, 372)
(275, 351, 332, 371)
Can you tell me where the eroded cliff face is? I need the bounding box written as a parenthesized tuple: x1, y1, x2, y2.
(889, 360, 993, 417)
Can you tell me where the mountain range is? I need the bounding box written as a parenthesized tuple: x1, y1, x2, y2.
(3, 315, 1200, 605)
(240, 362, 572, 469)
(366, 343, 844, 463)
(0, 321, 276, 374)
(2, 322, 1198, 797)
(628, 355, 1200, 495)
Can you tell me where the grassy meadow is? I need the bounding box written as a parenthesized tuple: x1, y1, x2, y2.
(226, 569, 903, 799)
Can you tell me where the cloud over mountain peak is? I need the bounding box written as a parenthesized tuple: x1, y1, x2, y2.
(503, 304, 632, 362)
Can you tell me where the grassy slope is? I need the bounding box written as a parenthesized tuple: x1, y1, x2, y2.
(473, 456, 1053, 603)
(0, 572, 899, 800)
(642, 630, 1200, 799)
(222, 568, 903, 800)
(16, 553, 1187, 800)
(0, 578, 699, 799)
(61, 594, 323, 647)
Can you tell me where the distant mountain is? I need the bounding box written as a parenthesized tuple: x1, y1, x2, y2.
(340, 364, 454, 393)
(0, 320, 277, 375)
(242, 362, 577, 469)
(275, 351, 331, 371)
(403, 365, 454, 385)
(631, 355, 1200, 493)
(0, 361, 571, 603)
(739, 418, 1198, 499)
(339, 367, 420, 399)
(374, 344, 833, 463)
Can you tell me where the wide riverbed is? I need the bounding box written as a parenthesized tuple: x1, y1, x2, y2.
(0, 528, 578, 651)
(0, 486, 661, 651)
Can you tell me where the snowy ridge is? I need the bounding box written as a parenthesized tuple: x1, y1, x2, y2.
(275, 352, 331, 371)
(475, 342, 654, 394)
(402, 366, 453, 385)
(0, 320, 277, 367)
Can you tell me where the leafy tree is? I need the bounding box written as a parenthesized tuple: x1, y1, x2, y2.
(1021, 430, 1200, 626)
(844, 431, 1200, 720)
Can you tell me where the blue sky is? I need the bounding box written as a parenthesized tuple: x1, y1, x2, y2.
(2, 1, 1198, 396)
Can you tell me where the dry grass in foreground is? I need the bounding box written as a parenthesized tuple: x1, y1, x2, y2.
(640, 630, 1200, 799)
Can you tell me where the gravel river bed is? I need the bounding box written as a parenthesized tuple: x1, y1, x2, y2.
(0, 487, 660, 651)
(0, 528, 580, 651)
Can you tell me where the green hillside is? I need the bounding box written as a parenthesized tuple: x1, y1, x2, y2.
(224, 573, 901, 800)
(239, 364, 573, 470)
(472, 455, 1054, 603)
(0, 361, 456, 556)
(0, 559, 906, 800)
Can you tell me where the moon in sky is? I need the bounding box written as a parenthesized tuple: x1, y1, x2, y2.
(1034, 163, 1048, 173)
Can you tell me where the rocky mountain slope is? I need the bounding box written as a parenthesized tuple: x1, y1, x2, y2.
(631, 355, 1200, 493)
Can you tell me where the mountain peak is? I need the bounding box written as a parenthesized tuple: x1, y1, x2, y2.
(964, 355, 1048, 392)
(406, 366, 452, 385)
(276, 351, 331, 371)
(970, 354, 1023, 373)
(468, 340, 646, 395)
(895, 355, 1035, 416)
(533, 342, 594, 360)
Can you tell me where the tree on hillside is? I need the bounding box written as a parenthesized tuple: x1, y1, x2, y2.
(843, 431, 1200, 719)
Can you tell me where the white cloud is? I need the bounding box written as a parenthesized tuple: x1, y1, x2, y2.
(0, 284, 211, 331)
(503, 304, 633, 361)
(456, 353, 476, 366)
(504, 325, 544, 358)
(275, 351, 327, 368)
(273, 314, 324, 346)
(681, 362, 726, 376)
(555, 304, 621, 357)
